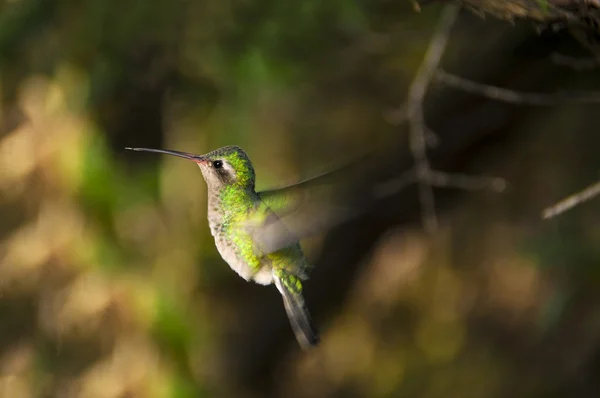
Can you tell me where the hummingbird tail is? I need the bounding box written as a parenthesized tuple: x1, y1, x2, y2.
(274, 273, 320, 349)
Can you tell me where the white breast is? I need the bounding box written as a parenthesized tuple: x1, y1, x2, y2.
(208, 217, 273, 285)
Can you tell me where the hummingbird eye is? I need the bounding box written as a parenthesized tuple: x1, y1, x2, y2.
(212, 160, 223, 169)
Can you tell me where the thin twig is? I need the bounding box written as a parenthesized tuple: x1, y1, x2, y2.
(385, 5, 507, 234)
(429, 171, 507, 192)
(542, 180, 600, 219)
(406, 5, 459, 234)
(437, 69, 600, 104)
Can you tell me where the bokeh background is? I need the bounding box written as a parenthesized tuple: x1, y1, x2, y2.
(1, 1, 600, 397)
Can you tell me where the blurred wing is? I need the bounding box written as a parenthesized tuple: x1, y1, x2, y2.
(255, 152, 379, 253)
(245, 204, 301, 256)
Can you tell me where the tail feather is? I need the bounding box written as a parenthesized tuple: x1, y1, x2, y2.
(274, 273, 320, 349)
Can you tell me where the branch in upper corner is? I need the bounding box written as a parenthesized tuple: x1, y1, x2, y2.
(542, 180, 600, 219)
(436, 69, 600, 104)
(417, 1, 600, 58)
(416, 0, 595, 23)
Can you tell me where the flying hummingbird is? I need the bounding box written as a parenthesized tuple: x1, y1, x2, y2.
(126, 145, 321, 348)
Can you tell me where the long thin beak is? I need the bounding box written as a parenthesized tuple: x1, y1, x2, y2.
(125, 147, 208, 163)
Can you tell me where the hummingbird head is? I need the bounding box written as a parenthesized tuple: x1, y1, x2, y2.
(195, 145, 256, 192)
(126, 145, 256, 192)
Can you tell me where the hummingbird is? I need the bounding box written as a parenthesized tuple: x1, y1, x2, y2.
(126, 145, 320, 348)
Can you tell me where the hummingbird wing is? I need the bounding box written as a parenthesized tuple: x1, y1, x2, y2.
(255, 153, 381, 254)
(244, 202, 302, 257)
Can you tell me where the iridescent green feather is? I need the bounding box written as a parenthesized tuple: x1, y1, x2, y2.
(218, 185, 262, 272)
(274, 269, 303, 294)
(225, 150, 255, 188)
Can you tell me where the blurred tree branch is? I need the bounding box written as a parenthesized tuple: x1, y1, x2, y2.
(435, 57, 600, 221)
(405, 5, 600, 225)
(437, 69, 600, 104)
(542, 179, 600, 218)
(389, 5, 506, 234)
